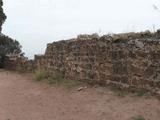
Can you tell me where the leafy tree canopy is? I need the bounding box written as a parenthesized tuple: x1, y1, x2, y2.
(0, 0, 23, 68)
(0, 34, 23, 57)
(0, 0, 6, 32)
(0, 0, 23, 58)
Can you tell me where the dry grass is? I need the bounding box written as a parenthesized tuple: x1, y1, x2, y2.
(47, 72, 82, 88)
(34, 70, 47, 81)
(34, 70, 82, 88)
(131, 115, 145, 120)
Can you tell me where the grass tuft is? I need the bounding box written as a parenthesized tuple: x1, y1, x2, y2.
(48, 72, 82, 88)
(110, 86, 128, 97)
(136, 89, 148, 97)
(34, 70, 47, 81)
(132, 115, 145, 120)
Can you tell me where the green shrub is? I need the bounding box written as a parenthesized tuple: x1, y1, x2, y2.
(34, 70, 47, 81)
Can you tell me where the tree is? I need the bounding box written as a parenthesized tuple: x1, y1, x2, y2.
(0, 0, 6, 32)
(0, 0, 23, 68)
(0, 34, 23, 68)
(0, 0, 22, 57)
(0, 34, 22, 57)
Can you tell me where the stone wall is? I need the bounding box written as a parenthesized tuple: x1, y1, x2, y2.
(4, 31, 160, 91)
(4, 57, 34, 72)
(35, 31, 160, 91)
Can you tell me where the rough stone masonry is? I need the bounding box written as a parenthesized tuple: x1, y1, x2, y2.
(33, 31, 160, 91)
(5, 30, 160, 91)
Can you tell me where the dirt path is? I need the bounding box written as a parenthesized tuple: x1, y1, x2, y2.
(0, 70, 160, 120)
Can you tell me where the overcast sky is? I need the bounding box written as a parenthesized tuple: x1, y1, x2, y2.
(2, 0, 160, 59)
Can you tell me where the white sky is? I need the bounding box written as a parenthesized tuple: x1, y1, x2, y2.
(2, 0, 160, 59)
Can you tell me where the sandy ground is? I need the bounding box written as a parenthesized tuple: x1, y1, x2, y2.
(0, 70, 160, 120)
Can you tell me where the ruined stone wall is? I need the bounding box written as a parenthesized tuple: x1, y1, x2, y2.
(35, 32, 160, 90)
(4, 31, 160, 91)
(4, 57, 34, 72)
